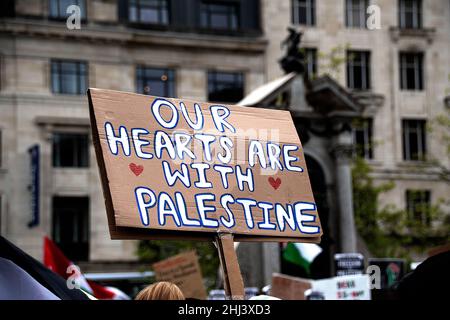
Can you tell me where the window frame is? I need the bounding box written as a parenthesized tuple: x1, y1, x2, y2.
(400, 52, 424, 91)
(128, 0, 170, 26)
(52, 132, 90, 168)
(346, 50, 371, 90)
(0, 54, 3, 91)
(0, 194, 2, 235)
(51, 59, 88, 95)
(292, 0, 316, 26)
(48, 0, 87, 21)
(402, 119, 427, 161)
(207, 70, 245, 104)
(399, 0, 422, 29)
(406, 190, 431, 226)
(345, 0, 369, 29)
(0, 128, 2, 168)
(136, 66, 176, 98)
(200, 1, 240, 31)
(52, 196, 90, 262)
(303, 47, 318, 80)
(353, 118, 374, 159)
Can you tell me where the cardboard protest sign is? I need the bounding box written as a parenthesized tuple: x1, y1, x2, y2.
(310, 274, 371, 300)
(368, 258, 405, 289)
(271, 273, 371, 300)
(153, 251, 207, 299)
(88, 88, 322, 242)
(271, 273, 312, 300)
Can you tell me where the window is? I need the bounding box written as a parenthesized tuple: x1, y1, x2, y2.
(353, 118, 373, 159)
(347, 51, 371, 90)
(346, 0, 368, 28)
(208, 71, 244, 103)
(0, 129, 2, 168)
(0, 195, 2, 233)
(292, 0, 315, 26)
(406, 190, 431, 226)
(51, 60, 87, 95)
(399, 0, 422, 29)
(52, 196, 89, 261)
(402, 120, 426, 161)
(0, 54, 2, 91)
(0, 1, 15, 18)
(52, 133, 89, 168)
(200, 1, 239, 31)
(49, 0, 86, 20)
(128, 0, 169, 25)
(136, 67, 175, 97)
(400, 52, 424, 90)
(303, 48, 317, 80)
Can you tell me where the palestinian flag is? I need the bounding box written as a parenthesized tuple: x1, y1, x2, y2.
(43, 236, 93, 294)
(44, 236, 130, 300)
(282, 242, 322, 276)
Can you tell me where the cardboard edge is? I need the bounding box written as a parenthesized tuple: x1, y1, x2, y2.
(287, 109, 324, 239)
(216, 233, 245, 299)
(88, 88, 118, 239)
(109, 226, 321, 243)
(86, 87, 293, 118)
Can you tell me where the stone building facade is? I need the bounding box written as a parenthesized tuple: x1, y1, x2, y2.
(245, 0, 449, 285)
(0, 0, 449, 285)
(262, 0, 450, 219)
(0, 0, 266, 269)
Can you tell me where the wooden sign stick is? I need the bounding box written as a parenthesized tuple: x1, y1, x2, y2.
(215, 233, 245, 300)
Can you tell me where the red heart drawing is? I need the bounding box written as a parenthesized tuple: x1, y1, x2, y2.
(129, 163, 144, 176)
(268, 177, 281, 190)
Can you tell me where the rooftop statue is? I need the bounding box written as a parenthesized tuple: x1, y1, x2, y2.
(279, 27, 305, 74)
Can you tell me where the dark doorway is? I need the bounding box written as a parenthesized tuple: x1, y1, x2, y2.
(305, 155, 332, 279)
(280, 154, 332, 279)
(52, 196, 89, 261)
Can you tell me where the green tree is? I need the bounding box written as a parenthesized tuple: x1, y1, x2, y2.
(352, 157, 450, 259)
(318, 44, 350, 79)
(351, 65, 450, 260)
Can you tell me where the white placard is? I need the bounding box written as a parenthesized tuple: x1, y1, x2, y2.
(311, 274, 371, 300)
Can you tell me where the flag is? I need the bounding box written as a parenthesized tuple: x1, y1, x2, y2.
(87, 280, 130, 300)
(43, 236, 130, 300)
(87, 280, 116, 299)
(43, 236, 93, 294)
(282, 242, 322, 275)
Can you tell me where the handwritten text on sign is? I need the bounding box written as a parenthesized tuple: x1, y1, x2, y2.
(89, 89, 322, 241)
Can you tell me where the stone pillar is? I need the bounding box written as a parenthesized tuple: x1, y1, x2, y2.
(262, 242, 280, 286)
(332, 131, 357, 253)
(237, 242, 280, 288)
(289, 74, 309, 113)
(236, 242, 264, 287)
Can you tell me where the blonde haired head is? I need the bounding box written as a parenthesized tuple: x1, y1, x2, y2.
(135, 281, 185, 300)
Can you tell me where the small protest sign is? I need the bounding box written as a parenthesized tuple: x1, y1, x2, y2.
(153, 251, 207, 299)
(334, 253, 365, 276)
(368, 258, 405, 289)
(311, 274, 371, 300)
